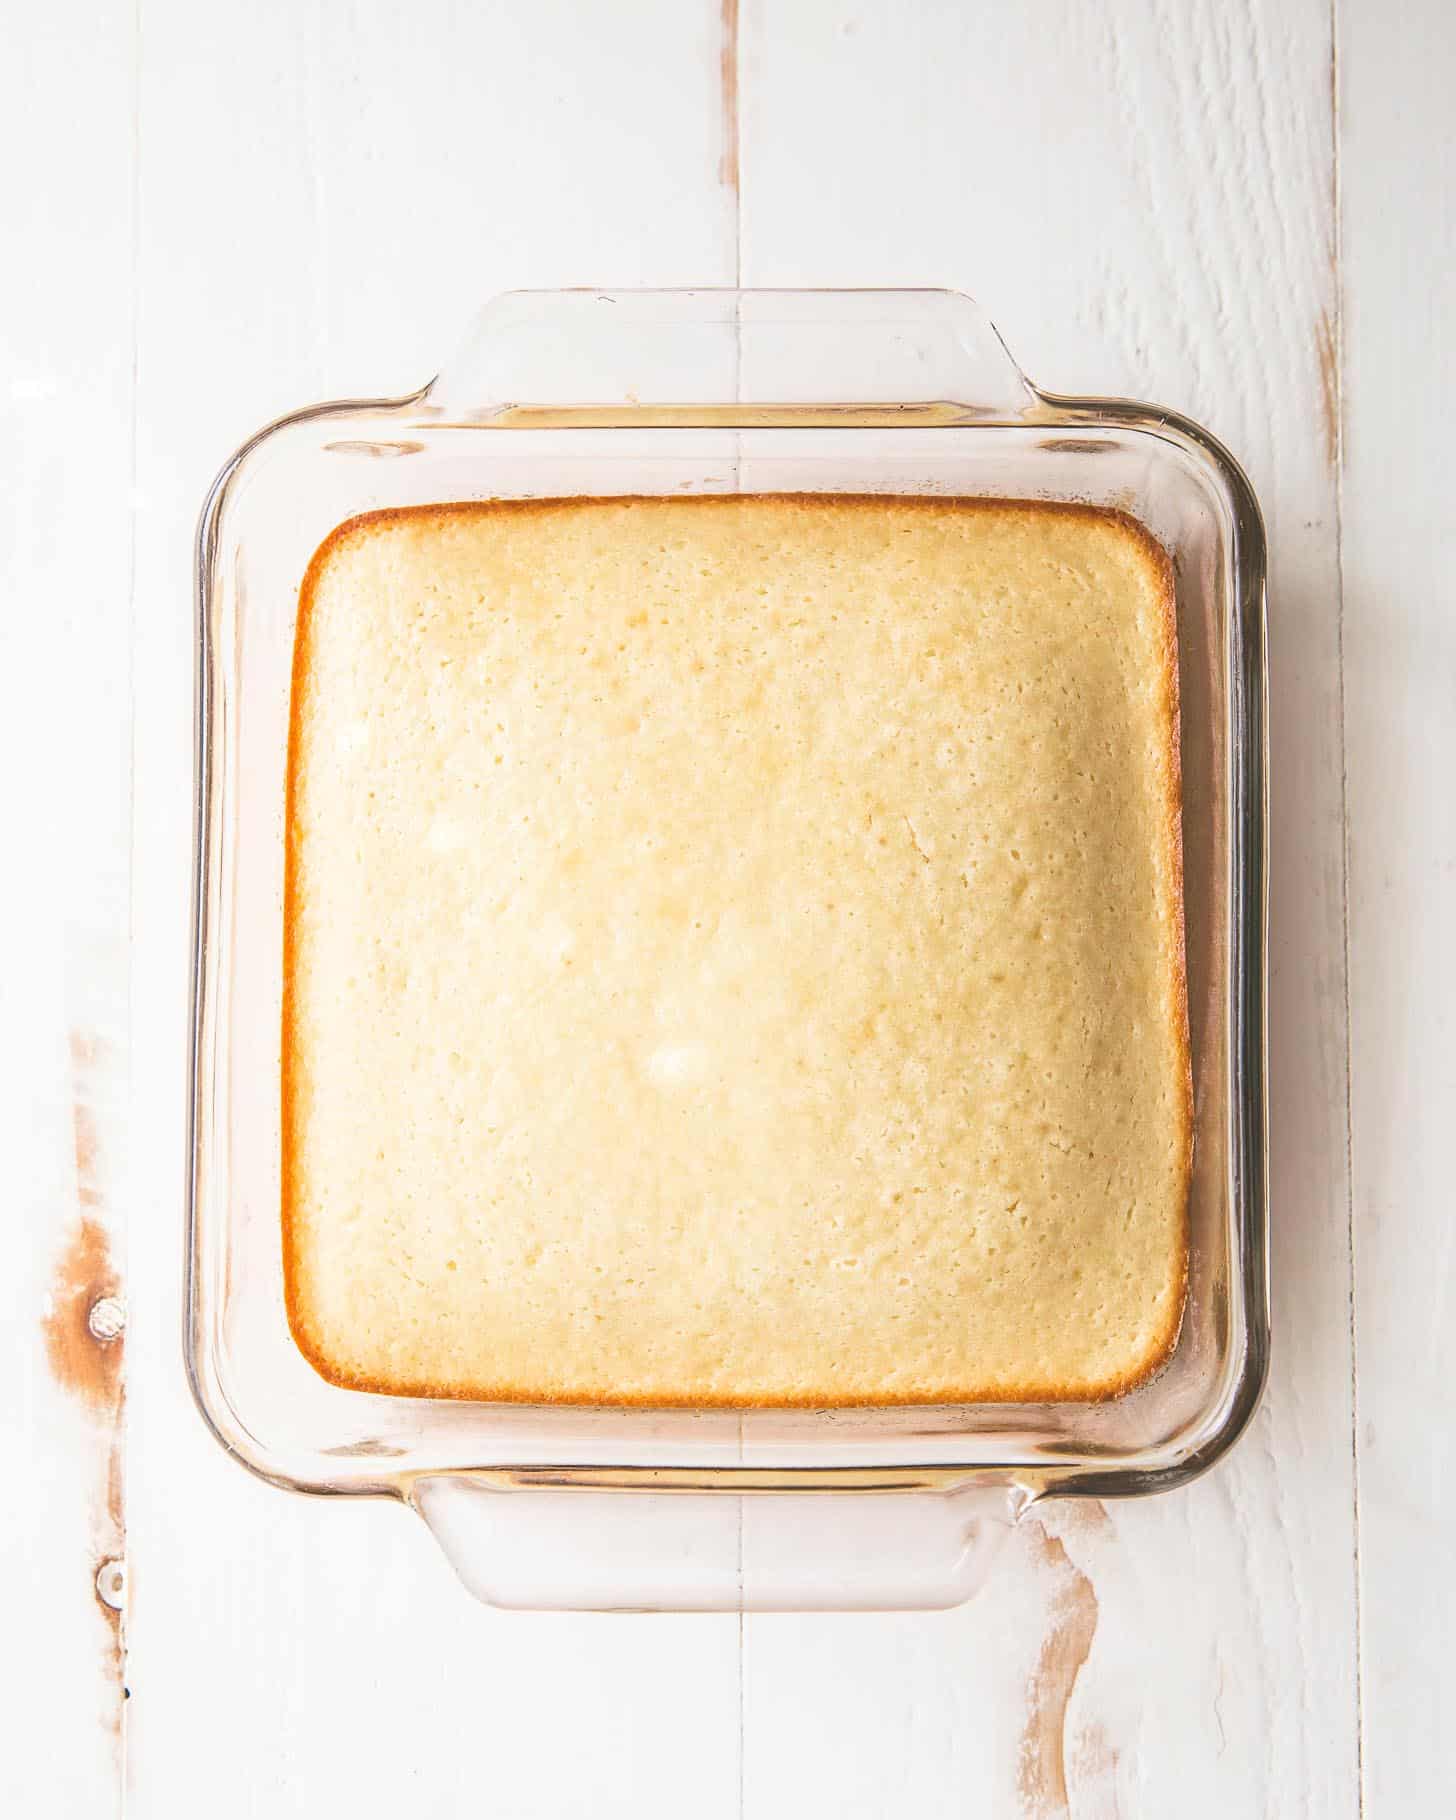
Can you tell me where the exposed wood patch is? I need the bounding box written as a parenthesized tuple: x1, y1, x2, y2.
(1071, 1720, 1123, 1819)
(1017, 1526, 1099, 1820)
(1316, 307, 1339, 469)
(41, 1215, 124, 1415)
(93, 1561, 125, 1727)
(1058, 1496, 1112, 1538)
(40, 1030, 128, 1746)
(42, 1032, 125, 1416)
(718, 0, 740, 198)
(71, 1032, 106, 1208)
(107, 1416, 125, 1533)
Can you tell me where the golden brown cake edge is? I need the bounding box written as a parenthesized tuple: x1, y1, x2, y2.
(280, 495, 1193, 1408)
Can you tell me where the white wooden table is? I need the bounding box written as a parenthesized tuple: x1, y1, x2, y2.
(4, 2, 1451, 1813)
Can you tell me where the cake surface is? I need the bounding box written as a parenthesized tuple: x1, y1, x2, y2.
(283, 495, 1190, 1405)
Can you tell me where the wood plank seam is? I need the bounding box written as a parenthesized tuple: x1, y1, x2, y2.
(1329, 1, 1367, 1815)
(721, 0, 741, 286)
(114, 0, 142, 1798)
(724, 10, 746, 1818)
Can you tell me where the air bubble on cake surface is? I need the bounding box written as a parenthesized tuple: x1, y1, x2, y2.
(530, 912, 577, 966)
(333, 719, 371, 761)
(645, 1041, 710, 1087)
(425, 816, 468, 853)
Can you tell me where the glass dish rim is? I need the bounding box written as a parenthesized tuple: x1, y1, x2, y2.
(186, 286, 1269, 1509)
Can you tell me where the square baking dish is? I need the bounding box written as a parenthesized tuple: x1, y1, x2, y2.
(189, 289, 1268, 1610)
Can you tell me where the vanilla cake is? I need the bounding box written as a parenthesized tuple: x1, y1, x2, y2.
(283, 495, 1190, 1405)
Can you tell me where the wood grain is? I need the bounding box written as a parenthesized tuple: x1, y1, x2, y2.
(1341, 2, 1456, 1811)
(0, 0, 135, 1807)
(123, 4, 743, 1817)
(1016, 1527, 1100, 1820)
(738, 1, 1358, 1813)
(719, 0, 741, 208)
(14, 0, 1453, 1811)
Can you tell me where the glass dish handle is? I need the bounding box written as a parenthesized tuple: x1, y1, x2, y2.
(424, 288, 1040, 422)
(410, 1475, 1022, 1613)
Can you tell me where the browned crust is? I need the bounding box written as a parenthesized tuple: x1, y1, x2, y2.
(282, 494, 1192, 1408)
(1125, 506, 1193, 1395)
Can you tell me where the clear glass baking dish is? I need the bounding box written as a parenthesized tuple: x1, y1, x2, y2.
(188, 289, 1268, 1610)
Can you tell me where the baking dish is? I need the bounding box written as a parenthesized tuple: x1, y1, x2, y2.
(189, 288, 1268, 1610)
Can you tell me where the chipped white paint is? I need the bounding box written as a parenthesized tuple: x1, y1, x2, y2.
(0, 0, 135, 1811)
(124, 5, 742, 1817)
(1341, 3, 1456, 1814)
(738, 4, 1356, 1812)
(4, 0, 1449, 1813)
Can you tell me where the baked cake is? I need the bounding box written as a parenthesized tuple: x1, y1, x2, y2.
(283, 495, 1190, 1404)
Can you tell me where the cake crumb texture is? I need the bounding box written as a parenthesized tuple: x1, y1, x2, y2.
(283, 494, 1190, 1405)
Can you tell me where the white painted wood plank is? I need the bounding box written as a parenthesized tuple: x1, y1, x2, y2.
(1, 0, 1371, 1812)
(1340, 3, 1456, 1813)
(0, 3, 135, 1810)
(739, 2, 1357, 1813)
(125, 3, 742, 1817)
